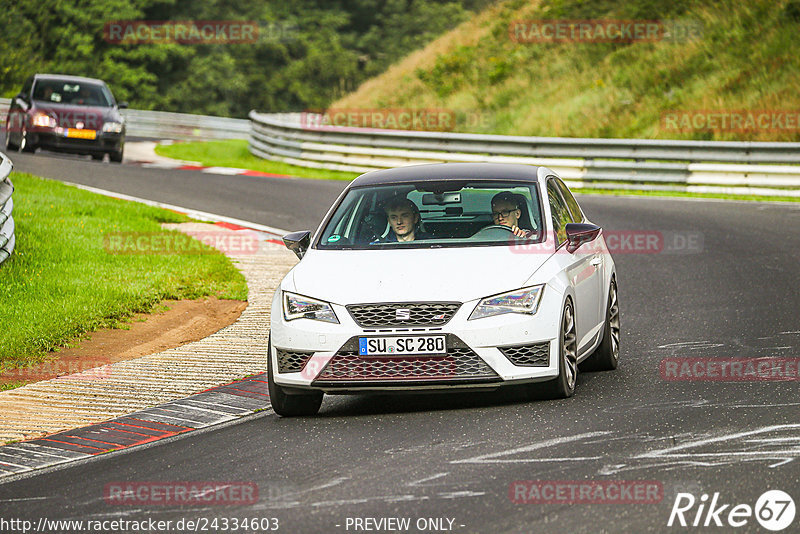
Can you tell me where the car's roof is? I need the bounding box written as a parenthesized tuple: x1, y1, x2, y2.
(351, 163, 543, 187)
(33, 73, 108, 85)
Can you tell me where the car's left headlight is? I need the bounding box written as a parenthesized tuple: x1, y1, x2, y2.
(469, 285, 544, 320)
(31, 112, 56, 128)
(283, 291, 339, 324)
(102, 121, 123, 133)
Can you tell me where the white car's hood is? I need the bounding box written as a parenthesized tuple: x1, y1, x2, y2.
(289, 246, 554, 304)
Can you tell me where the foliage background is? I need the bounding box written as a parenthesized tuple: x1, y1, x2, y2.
(0, 0, 492, 116)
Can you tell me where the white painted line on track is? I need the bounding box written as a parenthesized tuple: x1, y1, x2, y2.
(62, 181, 291, 236)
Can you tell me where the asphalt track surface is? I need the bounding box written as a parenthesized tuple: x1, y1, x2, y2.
(2, 148, 800, 533)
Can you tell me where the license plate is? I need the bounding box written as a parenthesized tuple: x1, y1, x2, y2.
(359, 335, 446, 357)
(65, 128, 96, 140)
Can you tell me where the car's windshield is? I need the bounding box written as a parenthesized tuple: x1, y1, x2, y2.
(32, 80, 114, 107)
(316, 181, 543, 249)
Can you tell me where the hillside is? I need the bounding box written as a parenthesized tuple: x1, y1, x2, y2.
(332, 0, 800, 141)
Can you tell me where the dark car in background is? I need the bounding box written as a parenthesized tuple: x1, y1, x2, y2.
(4, 74, 127, 163)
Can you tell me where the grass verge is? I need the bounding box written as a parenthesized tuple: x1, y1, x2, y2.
(0, 172, 248, 371)
(155, 139, 359, 181)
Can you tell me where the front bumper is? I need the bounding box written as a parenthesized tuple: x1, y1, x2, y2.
(269, 287, 563, 393)
(31, 128, 123, 154)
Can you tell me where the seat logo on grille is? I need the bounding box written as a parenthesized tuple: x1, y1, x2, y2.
(396, 308, 411, 320)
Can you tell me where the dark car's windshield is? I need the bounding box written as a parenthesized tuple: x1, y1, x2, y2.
(316, 181, 544, 250)
(32, 80, 114, 107)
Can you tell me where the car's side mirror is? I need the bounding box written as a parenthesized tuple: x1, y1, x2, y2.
(565, 222, 601, 253)
(283, 230, 311, 259)
(118, 101, 129, 109)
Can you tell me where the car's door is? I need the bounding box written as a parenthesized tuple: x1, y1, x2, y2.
(554, 177, 605, 333)
(8, 76, 33, 145)
(547, 177, 602, 353)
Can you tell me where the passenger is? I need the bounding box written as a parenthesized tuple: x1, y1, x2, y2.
(75, 86, 93, 105)
(490, 192, 533, 238)
(381, 198, 430, 242)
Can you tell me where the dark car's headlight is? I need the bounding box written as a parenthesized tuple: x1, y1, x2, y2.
(469, 285, 544, 320)
(31, 112, 56, 128)
(102, 121, 123, 133)
(283, 292, 339, 324)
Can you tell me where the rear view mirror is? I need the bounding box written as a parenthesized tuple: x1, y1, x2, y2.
(283, 230, 311, 259)
(565, 223, 601, 253)
(118, 101, 129, 109)
(422, 192, 461, 205)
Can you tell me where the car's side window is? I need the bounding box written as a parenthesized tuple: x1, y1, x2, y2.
(22, 77, 33, 96)
(547, 179, 571, 246)
(19, 77, 34, 101)
(554, 177, 583, 223)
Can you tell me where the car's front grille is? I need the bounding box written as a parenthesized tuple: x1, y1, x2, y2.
(312, 335, 498, 384)
(276, 348, 314, 373)
(346, 302, 461, 328)
(499, 342, 550, 367)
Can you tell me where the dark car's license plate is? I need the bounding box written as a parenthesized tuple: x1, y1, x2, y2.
(65, 128, 97, 140)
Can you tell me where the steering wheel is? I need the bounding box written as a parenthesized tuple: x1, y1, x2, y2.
(470, 225, 518, 239)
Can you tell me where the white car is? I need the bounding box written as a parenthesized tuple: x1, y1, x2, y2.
(268, 163, 619, 416)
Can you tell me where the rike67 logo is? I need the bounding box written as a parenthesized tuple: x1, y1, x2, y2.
(668, 490, 795, 531)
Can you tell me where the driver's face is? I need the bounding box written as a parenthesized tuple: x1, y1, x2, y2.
(491, 201, 520, 227)
(387, 208, 418, 238)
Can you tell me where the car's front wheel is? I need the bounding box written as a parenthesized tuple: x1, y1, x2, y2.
(4, 124, 18, 151)
(19, 125, 35, 153)
(267, 336, 323, 417)
(109, 148, 123, 163)
(580, 278, 620, 372)
(538, 298, 577, 399)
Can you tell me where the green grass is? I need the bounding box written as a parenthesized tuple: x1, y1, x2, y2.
(1, 382, 25, 391)
(0, 172, 248, 371)
(155, 139, 359, 181)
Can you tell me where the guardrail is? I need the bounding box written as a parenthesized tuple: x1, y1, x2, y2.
(0, 98, 249, 141)
(249, 111, 800, 197)
(0, 151, 15, 266)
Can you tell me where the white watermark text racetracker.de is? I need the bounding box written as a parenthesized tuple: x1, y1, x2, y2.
(0, 516, 280, 533)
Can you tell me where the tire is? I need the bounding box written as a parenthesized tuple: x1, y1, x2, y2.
(267, 336, 323, 417)
(19, 126, 35, 153)
(4, 124, 18, 151)
(538, 298, 578, 399)
(580, 278, 620, 372)
(110, 148, 123, 163)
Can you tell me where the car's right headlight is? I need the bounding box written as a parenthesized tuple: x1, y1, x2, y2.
(102, 121, 123, 133)
(469, 285, 544, 320)
(283, 291, 339, 324)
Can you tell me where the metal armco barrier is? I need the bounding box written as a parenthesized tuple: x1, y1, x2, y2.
(0, 151, 15, 266)
(0, 98, 249, 141)
(248, 111, 800, 197)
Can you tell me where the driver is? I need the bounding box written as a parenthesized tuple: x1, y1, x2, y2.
(490, 192, 532, 238)
(381, 198, 430, 242)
